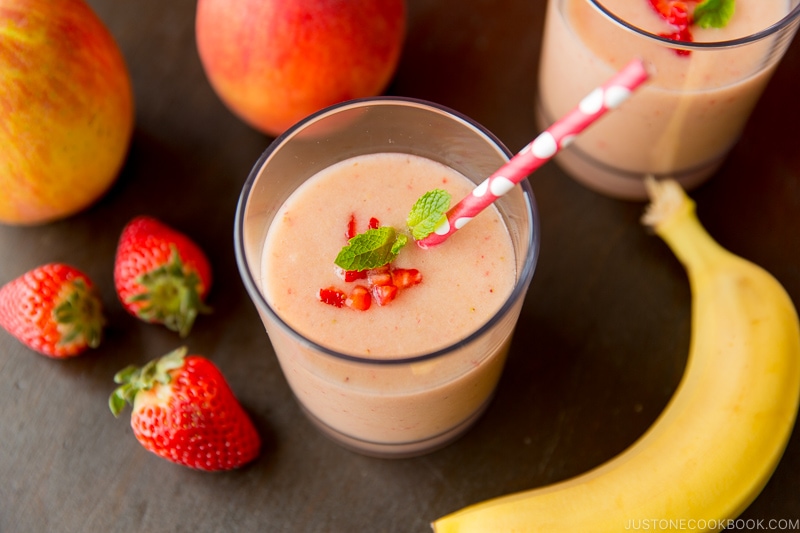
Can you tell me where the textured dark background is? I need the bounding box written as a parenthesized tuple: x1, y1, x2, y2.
(2, 0, 799, 531)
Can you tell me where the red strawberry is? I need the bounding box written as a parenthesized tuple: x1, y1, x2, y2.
(372, 284, 398, 306)
(0, 263, 105, 358)
(345, 214, 381, 239)
(344, 270, 367, 282)
(114, 216, 212, 337)
(648, 0, 694, 54)
(367, 265, 393, 287)
(109, 347, 261, 472)
(346, 214, 357, 240)
(392, 268, 422, 289)
(322, 215, 422, 311)
(648, 0, 692, 27)
(334, 266, 367, 283)
(345, 285, 372, 311)
(319, 287, 346, 307)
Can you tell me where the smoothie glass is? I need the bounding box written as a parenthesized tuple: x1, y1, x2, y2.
(537, 0, 800, 199)
(234, 97, 539, 458)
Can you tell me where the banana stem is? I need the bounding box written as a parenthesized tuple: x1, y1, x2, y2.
(642, 177, 731, 278)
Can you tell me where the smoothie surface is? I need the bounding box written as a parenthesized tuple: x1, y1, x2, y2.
(571, 0, 791, 89)
(260, 153, 516, 359)
(593, 0, 790, 42)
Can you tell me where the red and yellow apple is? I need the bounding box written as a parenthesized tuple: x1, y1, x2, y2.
(195, 0, 406, 137)
(0, 0, 134, 226)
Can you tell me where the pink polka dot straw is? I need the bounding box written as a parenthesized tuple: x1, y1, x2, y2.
(416, 57, 651, 248)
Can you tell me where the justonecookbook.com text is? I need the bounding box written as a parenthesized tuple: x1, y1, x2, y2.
(624, 518, 800, 530)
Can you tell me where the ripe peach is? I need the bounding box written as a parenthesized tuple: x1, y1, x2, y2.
(0, 0, 135, 226)
(195, 0, 406, 137)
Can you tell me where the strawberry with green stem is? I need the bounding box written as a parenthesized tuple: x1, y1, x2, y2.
(114, 216, 212, 337)
(109, 346, 261, 471)
(0, 263, 105, 358)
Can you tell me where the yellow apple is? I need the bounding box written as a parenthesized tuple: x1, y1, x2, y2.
(0, 0, 134, 225)
(195, 0, 406, 137)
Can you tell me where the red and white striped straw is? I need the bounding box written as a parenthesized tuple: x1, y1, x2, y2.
(416, 57, 650, 248)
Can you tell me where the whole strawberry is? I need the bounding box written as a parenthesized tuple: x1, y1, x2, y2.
(0, 263, 105, 358)
(114, 216, 212, 337)
(109, 347, 261, 471)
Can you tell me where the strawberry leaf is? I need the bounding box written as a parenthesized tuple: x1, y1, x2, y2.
(335, 227, 407, 271)
(109, 347, 188, 417)
(391, 234, 408, 256)
(129, 245, 212, 338)
(108, 386, 130, 417)
(52, 278, 105, 349)
(407, 189, 451, 240)
(693, 0, 735, 29)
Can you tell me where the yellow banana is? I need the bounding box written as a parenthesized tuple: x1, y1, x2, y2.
(432, 178, 800, 533)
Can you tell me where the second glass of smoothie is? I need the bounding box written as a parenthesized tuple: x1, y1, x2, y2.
(235, 97, 539, 458)
(537, 0, 800, 199)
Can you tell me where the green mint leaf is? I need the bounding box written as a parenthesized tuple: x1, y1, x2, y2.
(391, 233, 408, 256)
(335, 226, 407, 271)
(407, 189, 451, 240)
(693, 0, 735, 29)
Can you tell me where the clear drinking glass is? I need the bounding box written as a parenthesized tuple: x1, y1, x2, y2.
(536, 0, 800, 199)
(234, 97, 539, 458)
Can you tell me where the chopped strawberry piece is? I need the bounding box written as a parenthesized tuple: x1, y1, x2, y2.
(367, 266, 393, 287)
(319, 287, 346, 308)
(329, 213, 425, 310)
(647, 0, 695, 54)
(648, 0, 668, 17)
(392, 268, 422, 289)
(662, 29, 693, 54)
(346, 285, 372, 311)
(648, 0, 692, 27)
(346, 214, 357, 240)
(344, 270, 367, 282)
(372, 284, 398, 306)
(346, 215, 380, 239)
(335, 266, 367, 282)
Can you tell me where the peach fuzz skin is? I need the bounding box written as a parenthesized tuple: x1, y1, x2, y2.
(195, 0, 406, 137)
(0, 0, 134, 226)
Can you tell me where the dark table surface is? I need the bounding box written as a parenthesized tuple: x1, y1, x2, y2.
(2, 0, 799, 531)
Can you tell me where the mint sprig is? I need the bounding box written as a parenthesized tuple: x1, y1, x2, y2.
(693, 0, 735, 29)
(334, 227, 408, 271)
(407, 189, 451, 241)
(332, 189, 450, 271)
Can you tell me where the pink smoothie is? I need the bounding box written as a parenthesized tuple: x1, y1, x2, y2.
(258, 152, 519, 452)
(537, 0, 793, 199)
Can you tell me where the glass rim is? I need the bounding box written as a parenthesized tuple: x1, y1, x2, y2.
(589, 0, 800, 51)
(234, 96, 540, 367)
